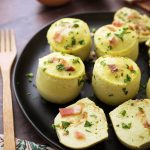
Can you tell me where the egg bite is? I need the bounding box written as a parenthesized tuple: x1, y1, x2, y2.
(92, 56, 141, 105)
(54, 98, 108, 149)
(94, 24, 139, 61)
(110, 99, 150, 150)
(114, 7, 150, 43)
(47, 18, 92, 61)
(36, 52, 85, 104)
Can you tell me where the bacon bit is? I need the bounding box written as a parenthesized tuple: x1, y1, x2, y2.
(65, 66, 75, 71)
(109, 36, 118, 46)
(108, 64, 118, 73)
(128, 65, 134, 71)
(75, 131, 85, 140)
(59, 105, 82, 117)
(107, 25, 116, 32)
(53, 31, 63, 43)
(143, 121, 150, 128)
(112, 21, 123, 27)
(127, 13, 141, 19)
(129, 25, 135, 31)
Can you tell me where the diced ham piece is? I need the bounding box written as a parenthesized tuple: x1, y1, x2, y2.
(53, 31, 63, 43)
(75, 131, 85, 139)
(143, 121, 150, 128)
(59, 105, 82, 117)
(65, 66, 75, 71)
(112, 21, 123, 27)
(108, 64, 118, 73)
(109, 36, 118, 46)
(107, 25, 116, 32)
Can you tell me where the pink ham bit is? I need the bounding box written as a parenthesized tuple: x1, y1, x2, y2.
(65, 66, 75, 71)
(107, 25, 116, 32)
(112, 21, 123, 27)
(59, 105, 82, 117)
(53, 31, 63, 43)
(75, 131, 85, 140)
(109, 36, 118, 46)
(108, 64, 118, 73)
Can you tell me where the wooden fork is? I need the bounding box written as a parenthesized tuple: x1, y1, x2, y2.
(0, 29, 16, 150)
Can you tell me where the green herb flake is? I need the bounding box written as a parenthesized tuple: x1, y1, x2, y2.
(122, 123, 132, 129)
(109, 94, 114, 97)
(85, 129, 91, 132)
(120, 110, 126, 117)
(78, 75, 85, 86)
(124, 74, 131, 83)
(92, 28, 96, 33)
(25, 73, 34, 78)
(90, 114, 97, 118)
(138, 107, 143, 112)
(51, 124, 60, 129)
(108, 45, 112, 50)
(116, 124, 120, 127)
(71, 37, 76, 46)
(106, 32, 111, 37)
(122, 88, 128, 95)
(84, 121, 93, 127)
(100, 60, 106, 66)
(72, 58, 80, 64)
(61, 121, 71, 129)
(79, 40, 85, 45)
(56, 64, 65, 71)
(42, 68, 46, 72)
(73, 24, 79, 28)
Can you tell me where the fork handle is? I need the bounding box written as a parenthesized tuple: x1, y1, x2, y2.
(2, 69, 16, 150)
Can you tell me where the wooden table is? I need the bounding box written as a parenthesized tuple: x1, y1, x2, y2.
(0, 0, 148, 148)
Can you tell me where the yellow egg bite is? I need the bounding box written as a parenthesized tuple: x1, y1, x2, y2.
(36, 52, 85, 104)
(94, 24, 139, 61)
(92, 56, 141, 105)
(47, 18, 92, 61)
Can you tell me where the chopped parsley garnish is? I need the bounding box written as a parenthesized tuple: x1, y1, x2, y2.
(122, 123, 132, 129)
(90, 114, 97, 118)
(106, 32, 111, 37)
(92, 28, 96, 33)
(25, 72, 34, 82)
(122, 88, 128, 95)
(72, 58, 80, 64)
(71, 37, 76, 46)
(109, 94, 114, 97)
(138, 107, 143, 112)
(124, 74, 131, 83)
(85, 129, 91, 132)
(51, 124, 60, 129)
(108, 45, 112, 50)
(100, 60, 106, 66)
(25, 73, 34, 78)
(120, 110, 126, 117)
(79, 40, 85, 45)
(84, 121, 93, 127)
(114, 27, 128, 41)
(56, 64, 65, 71)
(73, 24, 79, 28)
(42, 68, 46, 72)
(78, 76, 85, 86)
(61, 121, 71, 129)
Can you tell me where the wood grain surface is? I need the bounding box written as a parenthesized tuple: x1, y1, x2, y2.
(0, 0, 148, 147)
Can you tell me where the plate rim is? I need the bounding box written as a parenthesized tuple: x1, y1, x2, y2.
(12, 11, 114, 150)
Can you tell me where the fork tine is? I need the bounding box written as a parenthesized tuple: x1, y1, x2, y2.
(10, 29, 16, 52)
(5, 29, 10, 52)
(0, 30, 5, 52)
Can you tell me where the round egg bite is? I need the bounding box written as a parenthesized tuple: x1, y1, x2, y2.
(47, 18, 92, 61)
(92, 56, 141, 106)
(36, 52, 85, 104)
(114, 7, 150, 43)
(94, 24, 139, 61)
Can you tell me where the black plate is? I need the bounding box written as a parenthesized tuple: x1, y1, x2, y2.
(13, 12, 150, 150)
